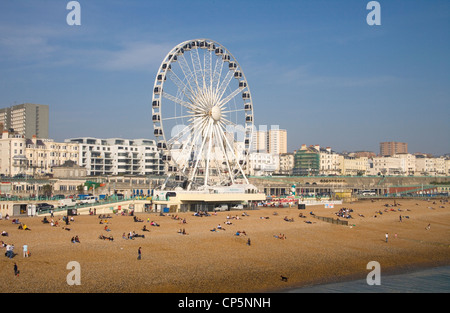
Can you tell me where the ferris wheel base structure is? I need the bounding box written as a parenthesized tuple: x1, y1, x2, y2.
(152, 183, 266, 213)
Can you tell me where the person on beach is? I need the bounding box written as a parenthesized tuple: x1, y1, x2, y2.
(14, 263, 19, 276)
(137, 247, 142, 260)
(385, 233, 389, 243)
(22, 244, 28, 257)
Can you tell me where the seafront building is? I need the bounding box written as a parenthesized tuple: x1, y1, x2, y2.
(0, 130, 79, 177)
(293, 145, 321, 176)
(290, 144, 450, 177)
(65, 137, 164, 176)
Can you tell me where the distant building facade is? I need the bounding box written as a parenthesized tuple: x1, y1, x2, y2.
(251, 127, 287, 155)
(293, 145, 320, 176)
(0, 103, 49, 139)
(380, 141, 408, 156)
(277, 152, 294, 175)
(0, 131, 79, 177)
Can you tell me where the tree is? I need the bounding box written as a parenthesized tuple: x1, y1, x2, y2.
(42, 184, 53, 198)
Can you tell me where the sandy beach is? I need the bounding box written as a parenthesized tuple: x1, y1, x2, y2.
(1, 198, 449, 293)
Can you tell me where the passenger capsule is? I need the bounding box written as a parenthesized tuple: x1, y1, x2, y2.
(154, 86, 162, 94)
(244, 104, 252, 111)
(229, 62, 237, 70)
(157, 74, 166, 82)
(242, 92, 250, 99)
(154, 127, 163, 136)
(215, 48, 223, 55)
(152, 113, 161, 121)
(157, 141, 167, 149)
(245, 115, 253, 122)
(152, 100, 160, 108)
(234, 71, 242, 78)
(239, 81, 247, 88)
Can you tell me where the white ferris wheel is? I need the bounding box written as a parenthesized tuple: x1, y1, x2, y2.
(151, 39, 254, 191)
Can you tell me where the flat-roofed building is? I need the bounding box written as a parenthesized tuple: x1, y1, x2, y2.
(65, 137, 164, 176)
(380, 141, 408, 156)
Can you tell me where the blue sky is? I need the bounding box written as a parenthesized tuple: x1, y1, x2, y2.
(0, 0, 449, 155)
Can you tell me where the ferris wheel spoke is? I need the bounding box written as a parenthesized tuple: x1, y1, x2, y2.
(178, 54, 200, 96)
(217, 124, 249, 185)
(175, 116, 209, 166)
(188, 119, 212, 189)
(166, 69, 196, 102)
(190, 48, 204, 92)
(204, 121, 215, 186)
(212, 56, 224, 91)
(215, 70, 235, 101)
(218, 86, 246, 109)
(221, 108, 246, 114)
(162, 92, 196, 111)
(204, 50, 212, 91)
(219, 116, 239, 128)
(162, 113, 203, 122)
(166, 123, 195, 147)
(213, 124, 234, 184)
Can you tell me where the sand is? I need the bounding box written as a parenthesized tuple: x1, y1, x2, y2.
(1, 198, 449, 293)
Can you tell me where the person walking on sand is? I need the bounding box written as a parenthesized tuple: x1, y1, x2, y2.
(385, 232, 389, 243)
(137, 247, 142, 260)
(14, 263, 19, 276)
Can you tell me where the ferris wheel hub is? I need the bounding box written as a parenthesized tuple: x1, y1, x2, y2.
(210, 105, 222, 122)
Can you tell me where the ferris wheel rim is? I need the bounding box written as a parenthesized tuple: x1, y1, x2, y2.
(151, 38, 254, 189)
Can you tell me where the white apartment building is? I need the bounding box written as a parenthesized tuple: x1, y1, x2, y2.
(248, 152, 279, 176)
(277, 152, 294, 175)
(341, 156, 369, 176)
(65, 137, 163, 176)
(319, 146, 341, 175)
(415, 156, 447, 176)
(370, 156, 404, 176)
(394, 153, 416, 176)
(0, 131, 79, 177)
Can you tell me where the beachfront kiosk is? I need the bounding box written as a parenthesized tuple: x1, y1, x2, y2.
(152, 184, 265, 213)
